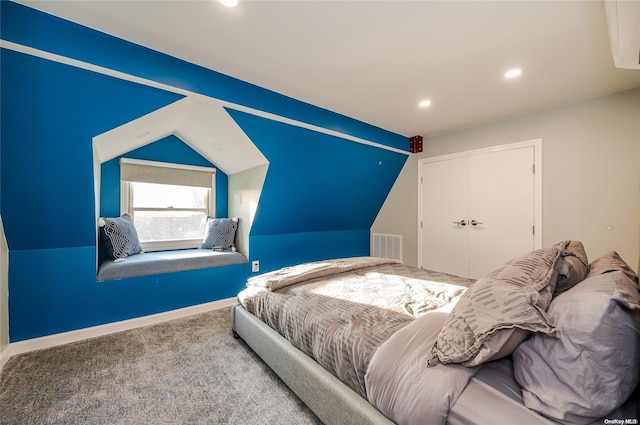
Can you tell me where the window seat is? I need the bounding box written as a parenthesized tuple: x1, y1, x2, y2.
(97, 249, 248, 282)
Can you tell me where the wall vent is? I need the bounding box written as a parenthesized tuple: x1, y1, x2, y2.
(372, 233, 402, 261)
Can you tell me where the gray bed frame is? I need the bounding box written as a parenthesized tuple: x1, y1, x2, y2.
(231, 302, 638, 425)
(231, 302, 394, 425)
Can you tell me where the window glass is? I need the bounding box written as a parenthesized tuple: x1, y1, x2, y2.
(130, 182, 209, 243)
(132, 182, 207, 209)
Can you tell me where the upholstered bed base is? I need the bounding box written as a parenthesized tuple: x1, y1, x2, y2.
(231, 302, 639, 425)
(231, 302, 394, 425)
(230, 301, 535, 425)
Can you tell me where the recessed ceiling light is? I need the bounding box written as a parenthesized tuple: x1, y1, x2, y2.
(504, 69, 522, 79)
(219, 0, 238, 7)
(419, 99, 432, 108)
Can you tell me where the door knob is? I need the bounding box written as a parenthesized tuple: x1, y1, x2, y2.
(471, 219, 483, 226)
(453, 219, 467, 226)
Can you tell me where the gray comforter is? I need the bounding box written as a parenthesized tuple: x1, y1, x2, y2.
(366, 304, 481, 425)
(238, 257, 476, 424)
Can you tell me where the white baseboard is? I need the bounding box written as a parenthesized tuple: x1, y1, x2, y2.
(8, 297, 237, 358)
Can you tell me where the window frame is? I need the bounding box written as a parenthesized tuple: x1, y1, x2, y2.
(120, 158, 216, 252)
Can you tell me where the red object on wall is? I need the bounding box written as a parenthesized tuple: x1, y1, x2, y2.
(409, 135, 423, 153)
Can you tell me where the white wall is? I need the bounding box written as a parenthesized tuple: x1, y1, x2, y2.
(371, 159, 418, 265)
(228, 164, 268, 258)
(374, 88, 640, 271)
(0, 216, 9, 370)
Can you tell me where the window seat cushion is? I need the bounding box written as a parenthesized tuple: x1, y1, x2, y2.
(97, 249, 248, 282)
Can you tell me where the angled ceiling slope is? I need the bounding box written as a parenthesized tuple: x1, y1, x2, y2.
(93, 97, 269, 175)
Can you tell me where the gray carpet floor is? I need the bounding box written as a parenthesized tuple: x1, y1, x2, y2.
(0, 307, 323, 425)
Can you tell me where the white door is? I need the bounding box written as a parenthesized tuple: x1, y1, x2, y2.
(421, 157, 470, 277)
(420, 144, 537, 279)
(467, 147, 535, 278)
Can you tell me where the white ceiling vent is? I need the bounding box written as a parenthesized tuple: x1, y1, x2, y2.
(605, 0, 640, 69)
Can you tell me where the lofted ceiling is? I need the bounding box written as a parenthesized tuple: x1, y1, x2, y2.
(16, 0, 640, 138)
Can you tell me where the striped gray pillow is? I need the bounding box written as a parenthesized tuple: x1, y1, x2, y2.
(428, 247, 562, 367)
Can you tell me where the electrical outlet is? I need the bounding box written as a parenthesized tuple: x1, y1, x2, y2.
(251, 260, 260, 273)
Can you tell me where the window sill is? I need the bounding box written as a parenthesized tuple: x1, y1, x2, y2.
(97, 248, 248, 282)
(140, 238, 203, 252)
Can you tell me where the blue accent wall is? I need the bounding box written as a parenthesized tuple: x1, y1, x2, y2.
(0, 2, 409, 341)
(0, 1, 408, 151)
(228, 110, 406, 235)
(0, 48, 253, 341)
(250, 230, 372, 273)
(227, 110, 407, 271)
(0, 49, 184, 250)
(9, 247, 249, 341)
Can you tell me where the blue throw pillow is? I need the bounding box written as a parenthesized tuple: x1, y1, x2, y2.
(99, 214, 143, 260)
(202, 217, 238, 251)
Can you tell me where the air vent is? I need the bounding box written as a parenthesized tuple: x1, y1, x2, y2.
(372, 233, 402, 261)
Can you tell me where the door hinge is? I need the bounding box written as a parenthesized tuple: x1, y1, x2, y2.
(420, 176, 423, 184)
(532, 225, 535, 235)
(420, 221, 423, 229)
(532, 164, 535, 174)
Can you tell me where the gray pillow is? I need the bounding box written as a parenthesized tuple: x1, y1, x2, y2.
(428, 247, 562, 367)
(201, 217, 238, 251)
(553, 240, 589, 294)
(588, 249, 638, 281)
(98, 214, 143, 260)
(513, 251, 640, 424)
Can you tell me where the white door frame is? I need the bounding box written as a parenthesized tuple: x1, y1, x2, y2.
(417, 138, 542, 269)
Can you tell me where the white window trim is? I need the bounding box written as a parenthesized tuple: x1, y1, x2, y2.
(120, 159, 216, 252)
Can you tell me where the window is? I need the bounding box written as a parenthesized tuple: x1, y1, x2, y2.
(120, 158, 215, 251)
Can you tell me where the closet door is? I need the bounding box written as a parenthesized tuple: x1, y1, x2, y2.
(467, 147, 535, 278)
(419, 144, 537, 279)
(421, 156, 470, 277)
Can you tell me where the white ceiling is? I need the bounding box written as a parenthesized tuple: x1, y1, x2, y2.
(17, 0, 640, 138)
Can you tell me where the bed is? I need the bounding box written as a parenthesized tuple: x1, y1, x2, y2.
(231, 243, 640, 425)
